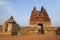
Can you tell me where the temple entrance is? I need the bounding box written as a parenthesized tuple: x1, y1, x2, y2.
(38, 23, 44, 34)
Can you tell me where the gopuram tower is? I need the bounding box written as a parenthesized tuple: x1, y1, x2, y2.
(30, 6, 51, 34)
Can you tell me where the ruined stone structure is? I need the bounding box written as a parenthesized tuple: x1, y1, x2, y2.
(30, 6, 51, 27)
(29, 6, 55, 34)
(2, 16, 20, 35)
(0, 6, 59, 35)
(20, 6, 55, 35)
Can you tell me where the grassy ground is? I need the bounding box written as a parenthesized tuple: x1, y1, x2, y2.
(0, 34, 60, 40)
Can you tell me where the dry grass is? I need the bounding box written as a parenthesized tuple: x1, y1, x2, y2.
(0, 34, 60, 40)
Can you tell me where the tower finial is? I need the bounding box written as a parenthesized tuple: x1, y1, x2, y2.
(10, 16, 13, 20)
(41, 6, 45, 11)
(33, 6, 37, 11)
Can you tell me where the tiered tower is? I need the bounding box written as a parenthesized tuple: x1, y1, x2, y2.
(30, 6, 51, 34)
(30, 6, 51, 27)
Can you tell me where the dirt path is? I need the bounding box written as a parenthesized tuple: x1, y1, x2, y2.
(0, 34, 60, 40)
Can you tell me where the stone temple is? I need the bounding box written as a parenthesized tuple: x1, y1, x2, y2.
(1, 16, 20, 35)
(0, 6, 60, 35)
(30, 6, 51, 34)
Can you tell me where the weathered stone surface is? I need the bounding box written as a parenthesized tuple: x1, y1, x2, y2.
(2, 16, 20, 35)
(29, 6, 55, 35)
(30, 6, 51, 27)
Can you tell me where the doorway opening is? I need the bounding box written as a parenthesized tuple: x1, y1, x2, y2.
(38, 23, 44, 34)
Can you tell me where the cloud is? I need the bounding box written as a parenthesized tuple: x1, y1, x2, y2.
(0, 0, 26, 26)
(0, 0, 17, 25)
(0, 0, 15, 14)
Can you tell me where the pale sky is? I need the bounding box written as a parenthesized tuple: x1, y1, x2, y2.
(0, 0, 60, 26)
